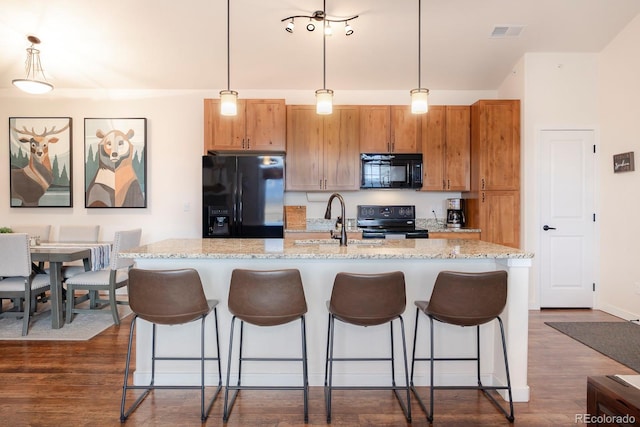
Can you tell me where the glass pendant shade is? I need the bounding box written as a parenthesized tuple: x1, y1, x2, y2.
(12, 79, 53, 94)
(315, 89, 333, 115)
(410, 88, 429, 114)
(220, 90, 238, 116)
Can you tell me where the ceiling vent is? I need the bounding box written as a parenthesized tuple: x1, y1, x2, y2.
(490, 25, 525, 38)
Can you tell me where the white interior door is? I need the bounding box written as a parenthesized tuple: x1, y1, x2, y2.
(539, 130, 596, 307)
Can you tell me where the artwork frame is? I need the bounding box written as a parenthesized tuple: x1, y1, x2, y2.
(613, 152, 635, 173)
(84, 118, 147, 208)
(9, 117, 73, 208)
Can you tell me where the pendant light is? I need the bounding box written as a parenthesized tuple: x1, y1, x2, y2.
(12, 35, 54, 95)
(316, 0, 333, 115)
(220, 0, 238, 116)
(410, 0, 429, 114)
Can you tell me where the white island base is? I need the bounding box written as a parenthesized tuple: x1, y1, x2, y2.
(123, 239, 533, 403)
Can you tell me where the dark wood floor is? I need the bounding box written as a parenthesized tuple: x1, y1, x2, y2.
(0, 309, 635, 426)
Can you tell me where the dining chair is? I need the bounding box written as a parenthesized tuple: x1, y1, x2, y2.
(0, 233, 51, 336)
(65, 228, 142, 325)
(56, 225, 101, 280)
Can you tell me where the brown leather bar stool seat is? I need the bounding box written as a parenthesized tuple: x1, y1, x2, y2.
(324, 271, 411, 423)
(410, 270, 514, 423)
(223, 269, 309, 422)
(120, 268, 222, 422)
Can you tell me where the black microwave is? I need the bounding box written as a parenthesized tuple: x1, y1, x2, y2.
(360, 153, 423, 189)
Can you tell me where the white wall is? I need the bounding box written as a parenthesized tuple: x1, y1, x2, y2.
(598, 14, 640, 319)
(511, 53, 600, 309)
(0, 88, 494, 244)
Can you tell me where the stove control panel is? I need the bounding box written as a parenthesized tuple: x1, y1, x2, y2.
(357, 205, 415, 220)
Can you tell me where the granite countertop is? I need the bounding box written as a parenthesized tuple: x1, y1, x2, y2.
(120, 238, 533, 260)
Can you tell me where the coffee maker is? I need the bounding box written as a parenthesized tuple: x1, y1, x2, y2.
(446, 198, 465, 228)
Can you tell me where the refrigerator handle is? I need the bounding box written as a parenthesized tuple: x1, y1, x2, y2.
(237, 172, 243, 227)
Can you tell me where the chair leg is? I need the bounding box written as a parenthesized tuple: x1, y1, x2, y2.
(120, 316, 153, 421)
(301, 315, 309, 423)
(429, 316, 435, 423)
(109, 288, 120, 326)
(21, 288, 32, 336)
(324, 314, 335, 423)
(223, 316, 240, 421)
(66, 284, 74, 324)
(397, 316, 412, 422)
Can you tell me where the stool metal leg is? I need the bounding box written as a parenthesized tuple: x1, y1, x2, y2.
(410, 310, 515, 423)
(121, 312, 221, 422)
(324, 314, 411, 423)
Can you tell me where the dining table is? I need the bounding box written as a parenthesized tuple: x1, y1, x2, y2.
(30, 242, 111, 329)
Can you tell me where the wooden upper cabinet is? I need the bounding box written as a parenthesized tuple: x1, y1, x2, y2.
(286, 105, 360, 191)
(422, 106, 446, 190)
(359, 106, 420, 153)
(390, 106, 421, 153)
(285, 106, 323, 191)
(360, 106, 391, 152)
(324, 106, 360, 190)
(422, 106, 470, 191)
(203, 99, 286, 153)
(470, 100, 520, 191)
(444, 106, 471, 191)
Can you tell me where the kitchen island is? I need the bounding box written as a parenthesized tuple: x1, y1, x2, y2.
(120, 238, 533, 402)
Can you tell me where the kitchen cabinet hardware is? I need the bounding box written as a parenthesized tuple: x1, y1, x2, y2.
(543, 225, 556, 231)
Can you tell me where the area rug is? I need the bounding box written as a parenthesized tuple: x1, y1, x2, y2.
(0, 300, 131, 341)
(546, 321, 640, 373)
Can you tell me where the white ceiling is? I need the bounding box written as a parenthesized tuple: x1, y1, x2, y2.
(1, 0, 639, 92)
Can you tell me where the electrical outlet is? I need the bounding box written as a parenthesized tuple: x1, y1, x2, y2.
(635, 282, 640, 295)
(183, 202, 191, 212)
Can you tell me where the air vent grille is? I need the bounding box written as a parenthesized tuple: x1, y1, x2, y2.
(490, 25, 525, 38)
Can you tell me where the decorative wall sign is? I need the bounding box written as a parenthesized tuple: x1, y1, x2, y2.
(613, 152, 635, 173)
(9, 117, 73, 207)
(84, 118, 147, 208)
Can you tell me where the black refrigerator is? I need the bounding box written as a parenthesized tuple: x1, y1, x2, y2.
(202, 153, 284, 238)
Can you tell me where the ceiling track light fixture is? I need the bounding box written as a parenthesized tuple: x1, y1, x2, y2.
(410, 0, 429, 114)
(220, 0, 238, 116)
(283, 1, 358, 114)
(12, 35, 54, 95)
(281, 9, 358, 36)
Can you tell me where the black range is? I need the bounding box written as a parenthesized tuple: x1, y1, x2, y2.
(357, 205, 429, 239)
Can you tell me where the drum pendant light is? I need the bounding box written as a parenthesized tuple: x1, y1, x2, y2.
(220, 0, 238, 116)
(410, 0, 429, 114)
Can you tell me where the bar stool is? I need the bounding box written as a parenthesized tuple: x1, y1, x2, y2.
(120, 268, 222, 422)
(410, 270, 514, 423)
(223, 268, 309, 422)
(324, 271, 411, 423)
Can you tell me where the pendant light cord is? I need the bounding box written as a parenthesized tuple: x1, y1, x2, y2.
(323, 0, 327, 89)
(417, 0, 421, 88)
(226, 0, 231, 91)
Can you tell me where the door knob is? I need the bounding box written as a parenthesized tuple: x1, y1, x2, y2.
(543, 225, 556, 231)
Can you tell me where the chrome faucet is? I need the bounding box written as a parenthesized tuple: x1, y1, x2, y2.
(324, 193, 347, 246)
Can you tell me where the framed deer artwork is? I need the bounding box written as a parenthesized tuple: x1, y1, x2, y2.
(9, 117, 73, 207)
(84, 118, 147, 208)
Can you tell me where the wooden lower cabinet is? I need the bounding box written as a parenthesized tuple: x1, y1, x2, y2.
(465, 191, 520, 248)
(428, 232, 480, 240)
